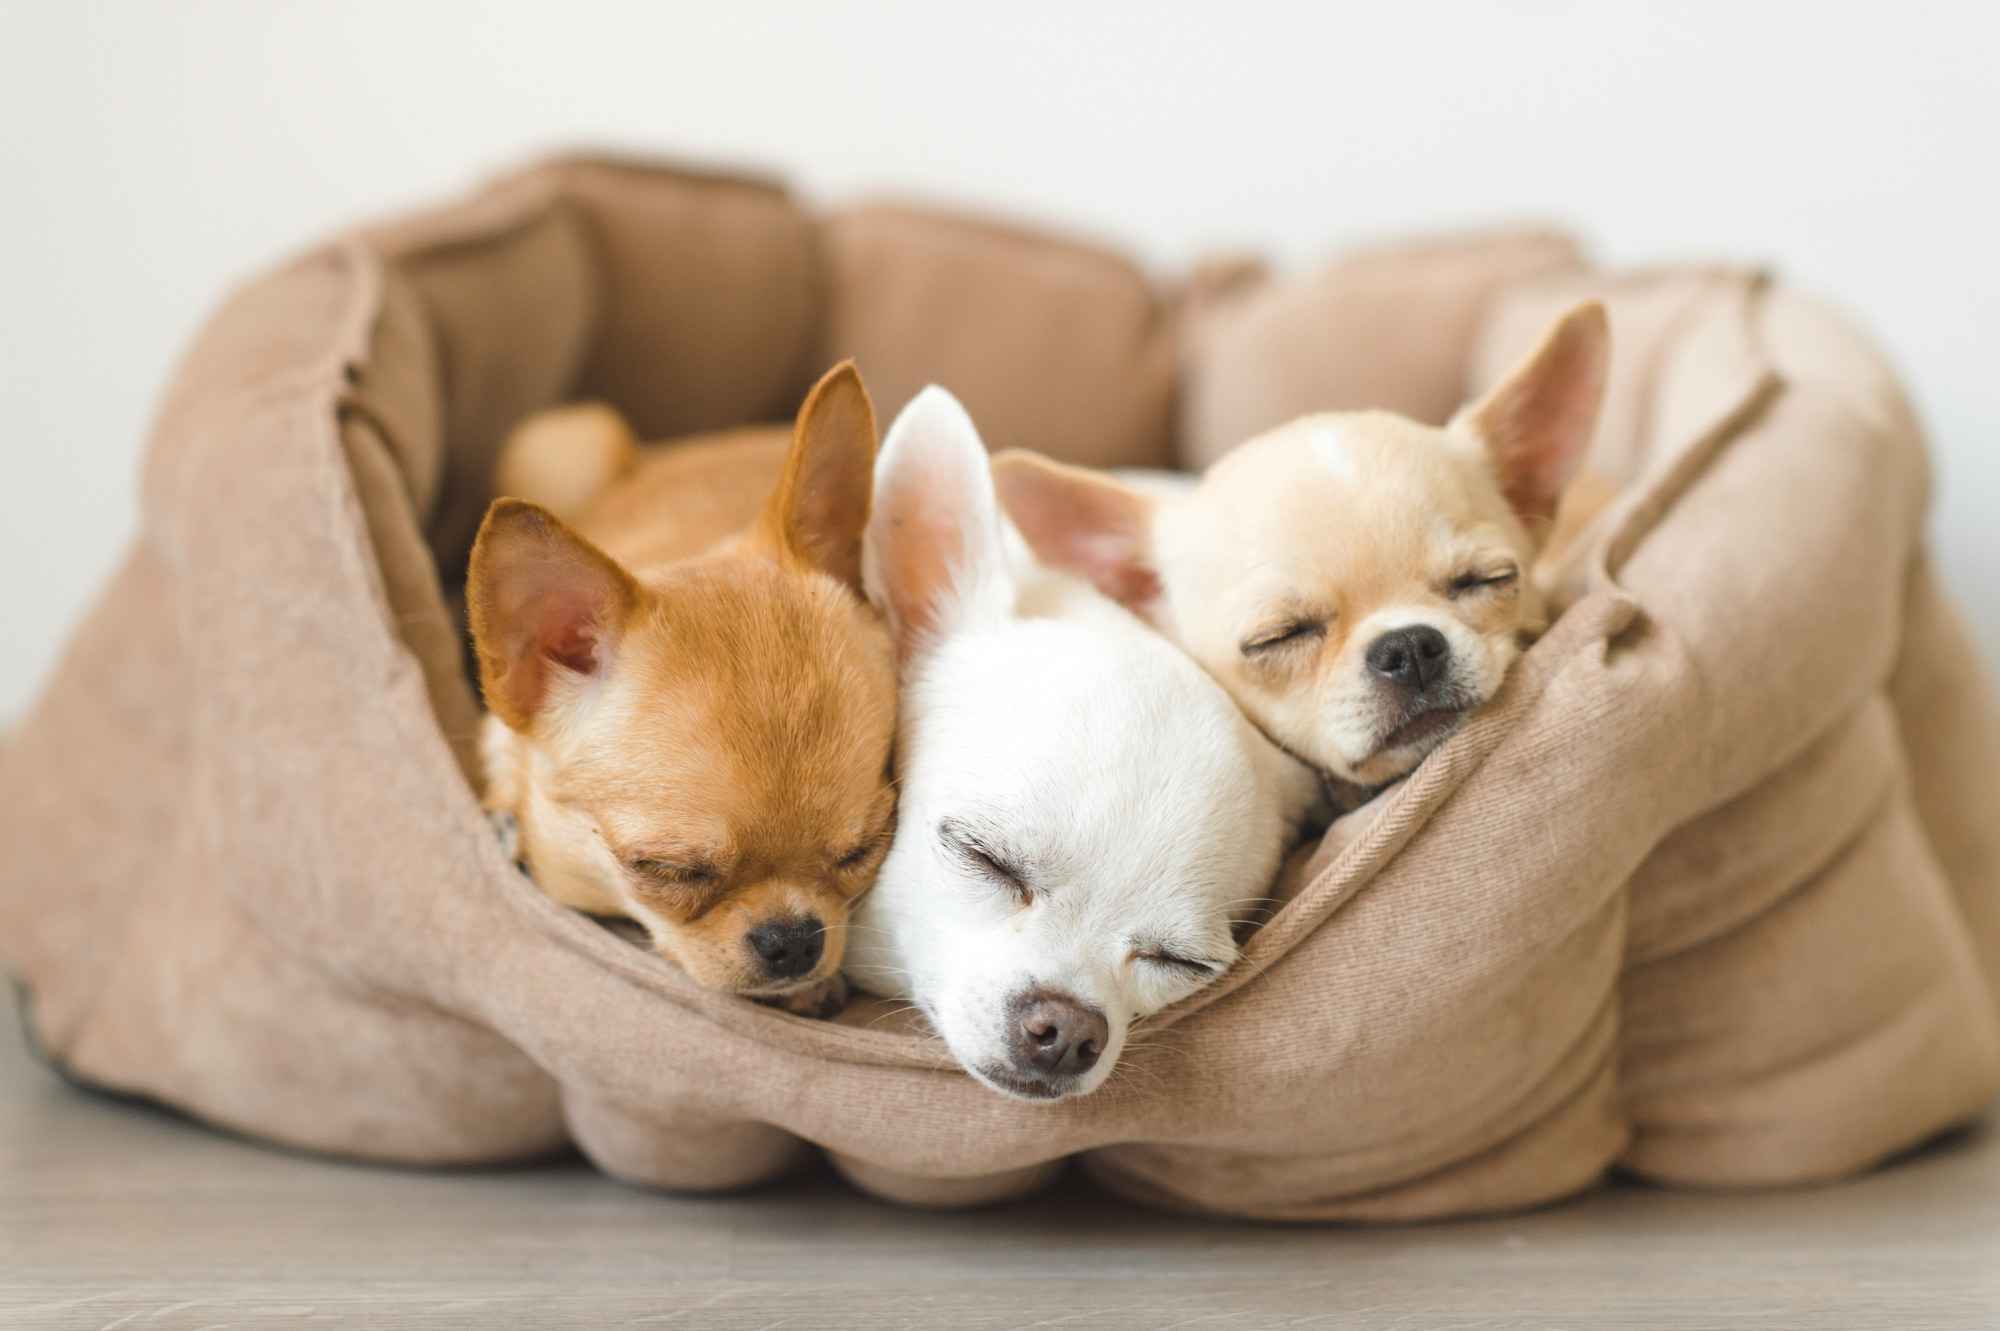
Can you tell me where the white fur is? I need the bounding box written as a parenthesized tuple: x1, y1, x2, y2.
(847, 388, 1322, 1101)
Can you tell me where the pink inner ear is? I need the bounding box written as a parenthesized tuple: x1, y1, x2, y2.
(1076, 531, 1160, 606)
(994, 461, 1157, 612)
(497, 549, 624, 699)
(534, 593, 608, 676)
(879, 507, 966, 647)
(1492, 408, 1586, 525)
(471, 499, 637, 729)
(1477, 303, 1608, 526)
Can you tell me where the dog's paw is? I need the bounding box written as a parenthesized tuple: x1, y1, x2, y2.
(762, 974, 851, 1021)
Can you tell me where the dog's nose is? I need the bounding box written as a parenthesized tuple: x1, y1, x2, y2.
(1011, 991, 1109, 1078)
(746, 916, 824, 980)
(1366, 625, 1451, 691)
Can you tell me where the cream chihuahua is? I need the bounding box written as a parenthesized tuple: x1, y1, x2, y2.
(993, 301, 1610, 792)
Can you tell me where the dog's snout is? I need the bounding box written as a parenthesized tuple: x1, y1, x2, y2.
(746, 916, 824, 980)
(1366, 625, 1451, 691)
(1011, 991, 1109, 1079)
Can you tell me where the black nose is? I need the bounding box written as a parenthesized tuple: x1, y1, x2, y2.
(1011, 991, 1109, 1079)
(746, 916, 824, 980)
(1365, 625, 1451, 691)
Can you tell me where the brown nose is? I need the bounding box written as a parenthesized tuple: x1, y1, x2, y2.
(1010, 991, 1109, 1079)
(746, 916, 824, 980)
(1366, 624, 1450, 692)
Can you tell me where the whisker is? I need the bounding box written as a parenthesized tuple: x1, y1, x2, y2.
(861, 1003, 927, 1030)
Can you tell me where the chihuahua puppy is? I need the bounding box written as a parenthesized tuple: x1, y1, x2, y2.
(844, 387, 1322, 1100)
(993, 302, 1610, 792)
(469, 364, 898, 1014)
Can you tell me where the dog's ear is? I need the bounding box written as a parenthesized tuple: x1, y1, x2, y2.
(467, 498, 640, 732)
(864, 386, 1015, 657)
(763, 360, 878, 593)
(1452, 300, 1609, 529)
(991, 451, 1161, 611)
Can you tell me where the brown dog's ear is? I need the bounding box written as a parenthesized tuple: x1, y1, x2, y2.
(467, 498, 639, 732)
(991, 450, 1160, 611)
(762, 360, 878, 593)
(1452, 300, 1609, 529)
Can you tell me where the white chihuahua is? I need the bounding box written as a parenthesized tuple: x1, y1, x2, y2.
(845, 388, 1324, 1101)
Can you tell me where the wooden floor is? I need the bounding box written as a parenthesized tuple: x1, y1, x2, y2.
(3, 987, 1996, 1329)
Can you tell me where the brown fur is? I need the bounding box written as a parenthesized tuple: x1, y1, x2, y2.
(469, 364, 897, 1003)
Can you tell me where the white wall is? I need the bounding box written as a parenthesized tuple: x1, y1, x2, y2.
(3, 1, 1995, 718)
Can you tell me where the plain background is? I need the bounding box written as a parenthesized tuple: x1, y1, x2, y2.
(2, 2, 1995, 720)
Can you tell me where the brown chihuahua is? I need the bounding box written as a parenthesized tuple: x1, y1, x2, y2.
(469, 363, 898, 1015)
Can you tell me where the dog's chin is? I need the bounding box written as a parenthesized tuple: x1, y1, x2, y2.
(1381, 705, 1465, 755)
(971, 1062, 1102, 1103)
(736, 968, 839, 1000)
(1344, 702, 1477, 788)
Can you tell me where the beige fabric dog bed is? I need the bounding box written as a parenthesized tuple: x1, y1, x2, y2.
(4, 154, 1997, 1221)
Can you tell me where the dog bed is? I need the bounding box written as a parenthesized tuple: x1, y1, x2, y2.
(4, 154, 1997, 1221)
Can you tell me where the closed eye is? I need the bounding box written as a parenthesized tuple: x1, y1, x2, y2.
(835, 830, 889, 872)
(1136, 950, 1223, 980)
(836, 788, 899, 873)
(629, 857, 720, 887)
(939, 818, 1032, 905)
(1240, 617, 1328, 656)
(1447, 566, 1520, 598)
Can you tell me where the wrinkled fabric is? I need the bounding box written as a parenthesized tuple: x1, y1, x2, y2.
(2, 155, 1994, 1220)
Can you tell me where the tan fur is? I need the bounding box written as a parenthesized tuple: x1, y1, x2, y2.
(493, 402, 640, 525)
(469, 364, 898, 1002)
(996, 302, 1612, 791)
(1538, 466, 1620, 591)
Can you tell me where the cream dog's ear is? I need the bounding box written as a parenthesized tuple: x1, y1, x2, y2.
(990, 450, 1161, 611)
(1451, 300, 1609, 529)
(863, 387, 1016, 658)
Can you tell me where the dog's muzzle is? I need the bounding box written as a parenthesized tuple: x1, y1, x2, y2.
(977, 988, 1110, 1100)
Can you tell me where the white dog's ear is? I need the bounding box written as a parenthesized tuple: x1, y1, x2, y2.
(865, 387, 1016, 656)
(990, 451, 1161, 612)
(1451, 300, 1609, 528)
